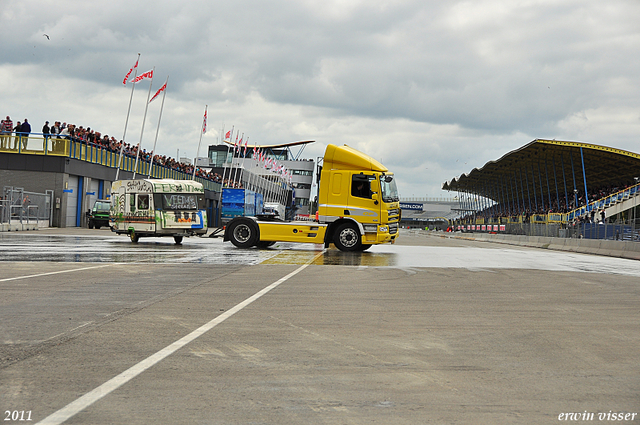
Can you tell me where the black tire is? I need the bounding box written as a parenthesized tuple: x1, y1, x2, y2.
(174, 236, 183, 245)
(333, 222, 362, 252)
(360, 244, 372, 251)
(88, 221, 94, 229)
(130, 231, 139, 243)
(227, 218, 259, 248)
(256, 240, 276, 249)
(95, 225, 101, 230)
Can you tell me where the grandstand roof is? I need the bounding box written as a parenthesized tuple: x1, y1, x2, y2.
(442, 139, 640, 203)
(223, 140, 315, 149)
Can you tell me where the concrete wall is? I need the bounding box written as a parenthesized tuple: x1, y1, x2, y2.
(434, 231, 640, 261)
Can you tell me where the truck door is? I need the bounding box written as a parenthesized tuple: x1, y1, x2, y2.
(349, 173, 381, 224)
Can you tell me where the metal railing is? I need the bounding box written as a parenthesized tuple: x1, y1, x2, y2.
(0, 133, 221, 192)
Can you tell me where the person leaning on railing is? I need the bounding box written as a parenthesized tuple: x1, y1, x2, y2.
(1, 116, 13, 149)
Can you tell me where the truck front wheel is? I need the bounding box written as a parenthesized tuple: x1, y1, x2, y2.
(228, 218, 259, 248)
(334, 222, 362, 252)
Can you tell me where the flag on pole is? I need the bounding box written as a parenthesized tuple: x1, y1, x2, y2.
(149, 80, 167, 103)
(123, 57, 139, 85)
(225, 130, 231, 140)
(202, 106, 208, 134)
(243, 138, 248, 156)
(130, 69, 154, 84)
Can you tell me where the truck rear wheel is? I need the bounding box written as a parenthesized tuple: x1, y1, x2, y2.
(228, 218, 259, 248)
(173, 236, 183, 245)
(334, 222, 362, 252)
(129, 231, 139, 243)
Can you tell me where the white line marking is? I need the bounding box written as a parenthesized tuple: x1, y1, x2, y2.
(36, 249, 325, 425)
(0, 264, 113, 282)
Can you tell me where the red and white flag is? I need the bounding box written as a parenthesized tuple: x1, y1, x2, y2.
(149, 80, 167, 103)
(130, 69, 153, 84)
(243, 138, 249, 156)
(122, 57, 139, 85)
(202, 107, 208, 134)
(225, 130, 231, 140)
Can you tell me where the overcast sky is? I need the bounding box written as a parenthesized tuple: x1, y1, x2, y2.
(1, 0, 639, 199)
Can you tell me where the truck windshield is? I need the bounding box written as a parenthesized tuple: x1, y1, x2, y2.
(93, 202, 110, 212)
(380, 174, 399, 203)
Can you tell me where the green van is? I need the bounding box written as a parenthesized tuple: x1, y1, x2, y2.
(88, 200, 111, 229)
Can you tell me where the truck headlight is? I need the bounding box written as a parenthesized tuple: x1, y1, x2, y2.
(379, 226, 389, 233)
(363, 224, 378, 233)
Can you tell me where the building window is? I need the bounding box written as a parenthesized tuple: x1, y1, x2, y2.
(292, 169, 313, 176)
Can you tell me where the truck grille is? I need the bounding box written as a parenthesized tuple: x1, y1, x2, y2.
(388, 208, 400, 220)
(389, 223, 398, 234)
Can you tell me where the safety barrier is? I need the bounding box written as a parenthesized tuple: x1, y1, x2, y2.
(1, 187, 52, 231)
(435, 231, 640, 261)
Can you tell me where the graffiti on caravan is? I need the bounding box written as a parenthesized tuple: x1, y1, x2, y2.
(154, 181, 204, 193)
(126, 180, 153, 193)
(163, 194, 198, 210)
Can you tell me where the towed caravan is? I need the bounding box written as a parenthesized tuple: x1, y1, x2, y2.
(110, 179, 207, 244)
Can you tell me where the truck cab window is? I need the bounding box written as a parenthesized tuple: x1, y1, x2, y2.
(351, 175, 372, 199)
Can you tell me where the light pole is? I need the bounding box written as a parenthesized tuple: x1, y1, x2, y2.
(574, 189, 580, 238)
(634, 177, 639, 240)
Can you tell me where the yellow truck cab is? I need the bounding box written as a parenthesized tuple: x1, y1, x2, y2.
(224, 144, 400, 251)
(110, 179, 207, 244)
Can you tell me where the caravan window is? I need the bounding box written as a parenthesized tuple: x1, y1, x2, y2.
(137, 194, 150, 210)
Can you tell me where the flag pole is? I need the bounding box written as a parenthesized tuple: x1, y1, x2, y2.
(193, 105, 207, 180)
(133, 66, 155, 179)
(220, 126, 234, 187)
(239, 137, 249, 189)
(231, 133, 243, 186)
(115, 53, 140, 181)
(148, 75, 169, 178)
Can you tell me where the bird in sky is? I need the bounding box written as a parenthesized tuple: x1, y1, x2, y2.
(43, 34, 49, 40)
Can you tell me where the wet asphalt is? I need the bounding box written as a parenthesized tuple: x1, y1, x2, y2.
(0, 228, 638, 424)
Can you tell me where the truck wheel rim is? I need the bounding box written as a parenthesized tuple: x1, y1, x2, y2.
(233, 224, 251, 243)
(339, 227, 358, 248)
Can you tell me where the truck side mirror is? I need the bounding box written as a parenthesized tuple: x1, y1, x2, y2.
(371, 192, 379, 205)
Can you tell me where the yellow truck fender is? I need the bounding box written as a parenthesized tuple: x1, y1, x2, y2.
(323, 217, 364, 248)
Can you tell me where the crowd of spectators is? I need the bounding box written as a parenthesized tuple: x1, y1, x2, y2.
(458, 181, 640, 223)
(1, 115, 241, 186)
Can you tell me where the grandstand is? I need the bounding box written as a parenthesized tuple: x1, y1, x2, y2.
(442, 139, 640, 240)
